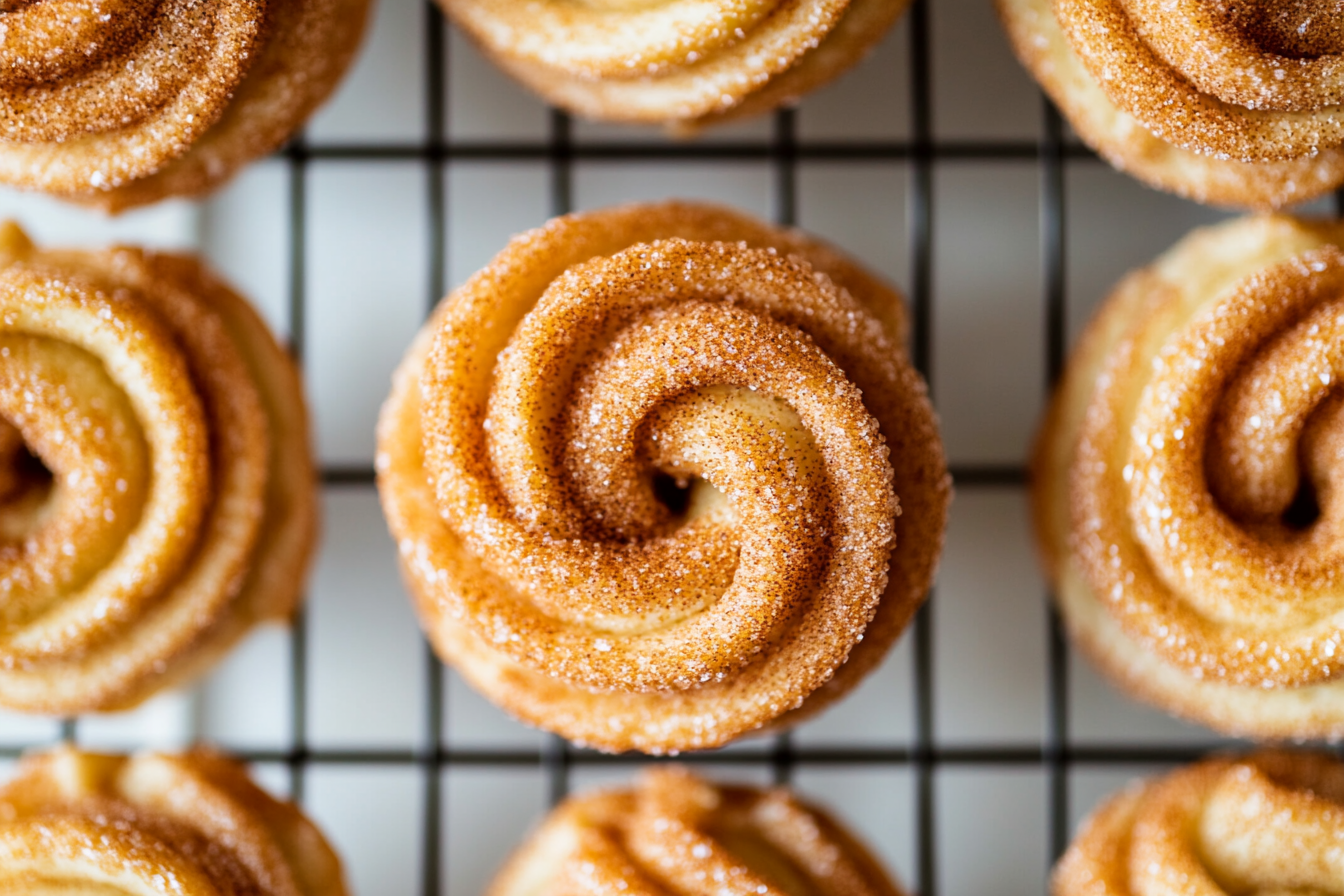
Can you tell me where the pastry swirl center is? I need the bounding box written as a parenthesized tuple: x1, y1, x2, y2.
(420, 237, 898, 693)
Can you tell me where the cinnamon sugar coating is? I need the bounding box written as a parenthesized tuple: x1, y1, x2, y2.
(0, 222, 318, 714)
(996, 0, 1344, 209)
(436, 0, 910, 131)
(0, 0, 371, 213)
(0, 745, 349, 895)
(1034, 215, 1344, 739)
(488, 767, 907, 896)
(1054, 751, 1344, 896)
(377, 202, 949, 754)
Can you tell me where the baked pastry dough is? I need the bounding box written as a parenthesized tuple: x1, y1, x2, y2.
(488, 766, 906, 896)
(0, 745, 348, 895)
(1055, 751, 1344, 896)
(0, 222, 317, 714)
(996, 0, 1344, 209)
(1035, 214, 1344, 738)
(378, 202, 948, 753)
(436, 0, 910, 131)
(0, 0, 370, 212)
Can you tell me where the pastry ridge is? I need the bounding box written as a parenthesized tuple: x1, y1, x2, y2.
(377, 201, 949, 754)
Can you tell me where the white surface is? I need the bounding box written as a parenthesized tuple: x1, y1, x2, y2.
(0, 2, 1277, 895)
(306, 162, 430, 465)
(0, 192, 197, 250)
(201, 160, 293, 339)
(934, 164, 1044, 466)
(936, 491, 1045, 743)
(799, 23, 911, 143)
(573, 162, 775, 218)
(937, 769, 1047, 895)
(307, 490, 427, 748)
(933, 0, 1039, 140)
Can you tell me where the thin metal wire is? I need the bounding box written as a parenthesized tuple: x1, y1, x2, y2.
(292, 140, 1101, 163)
(905, 0, 937, 892)
(422, 8, 449, 895)
(1040, 98, 1071, 869)
(286, 128, 311, 805)
(0, 741, 1221, 766)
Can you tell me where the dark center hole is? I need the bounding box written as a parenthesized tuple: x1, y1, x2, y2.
(0, 432, 52, 544)
(1233, 1, 1344, 58)
(652, 472, 693, 517)
(0, 419, 49, 505)
(1283, 478, 1321, 530)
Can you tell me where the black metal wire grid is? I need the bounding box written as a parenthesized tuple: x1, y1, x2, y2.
(2, 3, 1257, 894)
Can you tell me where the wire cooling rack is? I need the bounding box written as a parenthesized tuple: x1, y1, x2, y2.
(0, 1, 1299, 894)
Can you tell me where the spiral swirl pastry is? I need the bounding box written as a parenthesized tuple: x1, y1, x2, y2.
(1032, 214, 1344, 738)
(436, 0, 910, 131)
(0, 222, 317, 714)
(378, 202, 948, 754)
(997, 0, 1344, 209)
(0, 745, 348, 895)
(0, 0, 370, 212)
(488, 766, 906, 896)
(1055, 751, 1344, 896)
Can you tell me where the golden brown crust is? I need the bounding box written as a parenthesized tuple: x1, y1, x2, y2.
(436, 0, 910, 131)
(0, 745, 349, 896)
(1054, 751, 1344, 896)
(0, 221, 318, 714)
(1033, 214, 1344, 739)
(1118, 0, 1344, 113)
(0, 0, 372, 212)
(377, 201, 949, 754)
(995, 0, 1344, 210)
(488, 767, 907, 896)
(1055, 0, 1344, 162)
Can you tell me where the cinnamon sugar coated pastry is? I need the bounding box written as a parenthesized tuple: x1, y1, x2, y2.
(1034, 214, 1344, 739)
(377, 202, 949, 753)
(488, 766, 906, 896)
(1055, 751, 1344, 896)
(436, 0, 910, 131)
(0, 745, 349, 895)
(0, 222, 317, 714)
(0, 0, 371, 212)
(996, 0, 1344, 209)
